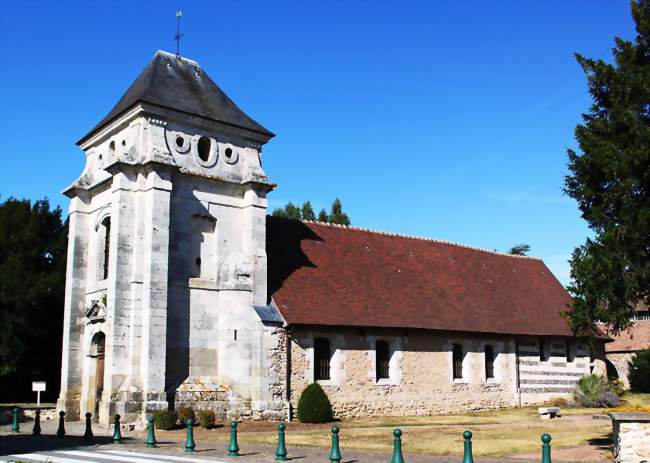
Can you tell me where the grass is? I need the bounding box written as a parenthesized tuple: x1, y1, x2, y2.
(154, 394, 650, 457)
(152, 406, 611, 457)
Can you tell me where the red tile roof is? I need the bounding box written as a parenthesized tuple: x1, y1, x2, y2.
(267, 217, 575, 337)
(604, 320, 650, 352)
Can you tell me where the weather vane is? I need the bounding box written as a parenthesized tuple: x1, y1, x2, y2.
(174, 10, 183, 56)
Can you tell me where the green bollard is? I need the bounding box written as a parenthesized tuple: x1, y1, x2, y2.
(274, 422, 288, 462)
(11, 408, 19, 433)
(32, 409, 41, 435)
(56, 411, 66, 438)
(329, 426, 341, 463)
(462, 430, 474, 463)
(146, 416, 157, 448)
(185, 418, 196, 453)
(541, 433, 552, 463)
(84, 412, 93, 439)
(391, 428, 405, 463)
(228, 421, 240, 456)
(112, 414, 123, 443)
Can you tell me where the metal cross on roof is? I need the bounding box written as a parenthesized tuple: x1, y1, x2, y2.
(174, 10, 184, 56)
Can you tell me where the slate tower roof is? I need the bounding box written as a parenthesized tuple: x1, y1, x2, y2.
(78, 50, 274, 145)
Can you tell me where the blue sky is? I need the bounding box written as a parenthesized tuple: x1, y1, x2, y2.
(0, 1, 636, 285)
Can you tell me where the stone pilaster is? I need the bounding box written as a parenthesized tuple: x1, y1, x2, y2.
(138, 167, 172, 418)
(57, 195, 90, 420)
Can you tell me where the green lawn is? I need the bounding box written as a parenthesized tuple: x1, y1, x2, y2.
(155, 396, 650, 457)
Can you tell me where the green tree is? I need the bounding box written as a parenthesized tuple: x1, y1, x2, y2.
(301, 201, 316, 221)
(272, 199, 352, 225)
(628, 347, 650, 392)
(508, 244, 531, 256)
(0, 198, 67, 401)
(272, 201, 302, 220)
(328, 198, 351, 225)
(564, 0, 650, 335)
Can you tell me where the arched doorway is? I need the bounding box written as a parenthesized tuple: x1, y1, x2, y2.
(88, 332, 105, 419)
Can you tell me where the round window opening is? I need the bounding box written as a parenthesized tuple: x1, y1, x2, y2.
(175, 135, 184, 148)
(225, 147, 233, 159)
(197, 136, 211, 162)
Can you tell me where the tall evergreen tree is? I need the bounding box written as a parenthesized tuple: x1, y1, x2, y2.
(318, 209, 328, 222)
(301, 201, 316, 221)
(564, 0, 650, 335)
(328, 198, 351, 226)
(0, 198, 67, 401)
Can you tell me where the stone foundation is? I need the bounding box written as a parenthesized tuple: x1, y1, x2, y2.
(610, 412, 650, 463)
(173, 376, 287, 421)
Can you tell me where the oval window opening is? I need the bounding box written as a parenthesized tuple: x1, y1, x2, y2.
(176, 136, 184, 148)
(225, 147, 233, 159)
(197, 137, 211, 162)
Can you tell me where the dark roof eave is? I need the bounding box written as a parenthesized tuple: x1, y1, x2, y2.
(283, 321, 588, 339)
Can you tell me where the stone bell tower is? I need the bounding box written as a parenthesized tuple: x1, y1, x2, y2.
(57, 50, 287, 425)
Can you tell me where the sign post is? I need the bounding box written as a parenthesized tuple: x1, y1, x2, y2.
(32, 381, 46, 407)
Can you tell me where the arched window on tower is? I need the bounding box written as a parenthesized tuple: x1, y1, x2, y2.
(376, 340, 390, 380)
(98, 217, 111, 281)
(314, 338, 331, 381)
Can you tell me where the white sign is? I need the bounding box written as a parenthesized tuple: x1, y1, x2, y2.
(32, 381, 46, 392)
(32, 381, 46, 407)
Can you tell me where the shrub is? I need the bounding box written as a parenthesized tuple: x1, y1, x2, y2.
(628, 347, 650, 393)
(297, 383, 333, 423)
(574, 374, 620, 407)
(177, 406, 195, 425)
(609, 378, 627, 396)
(196, 410, 216, 429)
(153, 410, 178, 430)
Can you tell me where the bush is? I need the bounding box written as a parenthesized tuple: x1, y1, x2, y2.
(177, 406, 195, 425)
(609, 378, 627, 396)
(153, 410, 178, 430)
(196, 410, 216, 429)
(297, 383, 333, 423)
(628, 347, 650, 392)
(574, 374, 620, 407)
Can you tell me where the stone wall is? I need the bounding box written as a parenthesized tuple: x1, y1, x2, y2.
(607, 352, 636, 389)
(288, 327, 596, 419)
(517, 339, 591, 406)
(610, 412, 650, 463)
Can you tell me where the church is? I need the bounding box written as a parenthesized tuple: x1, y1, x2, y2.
(57, 51, 606, 425)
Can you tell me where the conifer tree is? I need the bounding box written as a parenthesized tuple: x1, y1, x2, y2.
(564, 0, 650, 335)
(328, 198, 351, 226)
(301, 201, 316, 221)
(0, 198, 67, 401)
(318, 209, 328, 222)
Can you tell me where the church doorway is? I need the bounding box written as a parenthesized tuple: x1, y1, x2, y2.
(87, 332, 105, 419)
